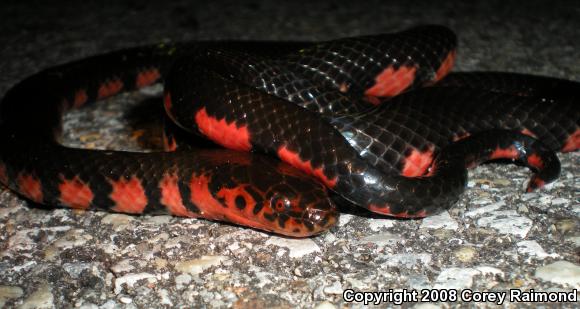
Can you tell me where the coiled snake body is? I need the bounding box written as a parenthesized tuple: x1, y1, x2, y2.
(0, 25, 578, 236)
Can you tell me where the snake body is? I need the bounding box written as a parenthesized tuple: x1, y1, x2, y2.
(0, 25, 577, 236)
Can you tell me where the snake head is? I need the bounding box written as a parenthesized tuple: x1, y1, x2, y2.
(200, 151, 338, 237)
(262, 182, 338, 237)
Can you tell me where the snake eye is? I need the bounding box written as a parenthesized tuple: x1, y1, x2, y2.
(271, 195, 292, 213)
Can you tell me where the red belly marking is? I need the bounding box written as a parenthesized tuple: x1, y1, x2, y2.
(277, 146, 337, 188)
(365, 65, 417, 99)
(562, 129, 579, 152)
(136, 68, 161, 88)
(73, 89, 88, 108)
(401, 147, 435, 177)
(433, 50, 456, 82)
(108, 176, 148, 214)
(526, 153, 544, 170)
(58, 175, 94, 209)
(17, 173, 43, 203)
(97, 78, 124, 99)
(194, 107, 251, 151)
(159, 172, 198, 217)
(0, 162, 7, 185)
(489, 146, 519, 160)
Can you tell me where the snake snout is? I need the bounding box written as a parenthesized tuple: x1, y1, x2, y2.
(302, 197, 339, 235)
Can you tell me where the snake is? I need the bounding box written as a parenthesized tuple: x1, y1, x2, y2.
(0, 25, 578, 237)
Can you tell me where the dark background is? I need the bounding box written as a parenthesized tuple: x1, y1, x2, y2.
(1, 0, 579, 93)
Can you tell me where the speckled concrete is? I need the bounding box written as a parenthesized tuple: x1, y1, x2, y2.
(0, 1, 578, 308)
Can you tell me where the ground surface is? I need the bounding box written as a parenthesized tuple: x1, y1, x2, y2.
(0, 1, 578, 308)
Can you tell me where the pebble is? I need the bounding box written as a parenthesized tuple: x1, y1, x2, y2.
(516, 240, 559, 259)
(63, 262, 93, 278)
(314, 301, 337, 309)
(566, 236, 580, 246)
(357, 232, 402, 246)
(50, 229, 93, 249)
(265, 237, 320, 258)
(338, 214, 355, 226)
(0, 285, 23, 308)
(157, 289, 173, 306)
(18, 283, 53, 309)
(554, 219, 577, 235)
(119, 296, 132, 304)
(145, 215, 173, 225)
(367, 218, 396, 231)
(113, 272, 157, 294)
(381, 253, 432, 268)
(324, 232, 337, 243)
(110, 259, 136, 274)
(100, 214, 134, 231)
(419, 211, 458, 230)
(454, 246, 477, 263)
(343, 276, 370, 291)
(476, 210, 532, 237)
(175, 274, 192, 290)
(408, 274, 431, 290)
(475, 266, 504, 278)
(465, 201, 506, 218)
(534, 261, 580, 287)
(323, 281, 343, 295)
(550, 198, 570, 206)
(433, 268, 480, 289)
(174, 255, 229, 275)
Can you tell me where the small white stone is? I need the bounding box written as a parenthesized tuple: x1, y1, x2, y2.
(314, 301, 337, 309)
(101, 214, 134, 231)
(113, 273, 156, 294)
(119, 296, 132, 304)
(343, 276, 369, 291)
(420, 211, 458, 230)
(381, 253, 432, 268)
(324, 232, 337, 243)
(357, 232, 402, 246)
(454, 246, 477, 263)
(538, 195, 552, 205)
(433, 267, 479, 289)
(265, 237, 320, 258)
(566, 236, 580, 246)
(18, 283, 54, 309)
(51, 229, 93, 249)
(157, 289, 173, 306)
(517, 240, 559, 259)
(476, 210, 532, 238)
(175, 274, 192, 290)
(62, 262, 93, 278)
(139, 83, 163, 95)
(367, 218, 396, 231)
(174, 256, 229, 275)
(0, 285, 24, 308)
(146, 215, 172, 225)
(110, 259, 136, 274)
(535, 261, 580, 287)
(227, 242, 240, 251)
(474, 266, 504, 278)
(465, 201, 506, 218)
(408, 274, 431, 290)
(338, 214, 355, 226)
(323, 281, 343, 295)
(550, 198, 570, 206)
